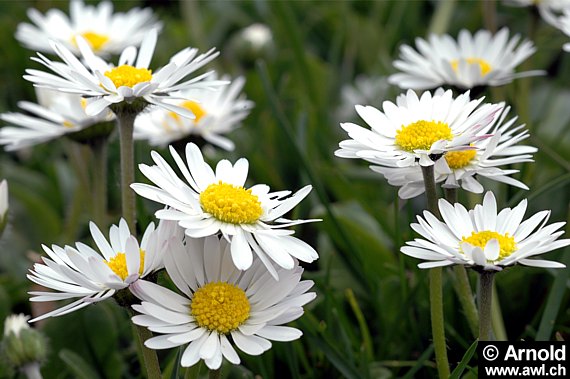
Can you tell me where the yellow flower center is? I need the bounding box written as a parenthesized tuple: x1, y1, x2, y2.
(103, 65, 152, 89)
(445, 149, 477, 169)
(62, 120, 74, 128)
(191, 281, 251, 334)
(451, 58, 492, 76)
(461, 231, 517, 260)
(168, 100, 207, 125)
(395, 120, 453, 152)
(199, 181, 263, 224)
(106, 250, 146, 281)
(78, 31, 110, 52)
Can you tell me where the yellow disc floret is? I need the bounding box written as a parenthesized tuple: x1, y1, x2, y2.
(445, 149, 477, 169)
(451, 58, 492, 76)
(106, 249, 146, 281)
(104, 65, 152, 88)
(167, 100, 207, 126)
(461, 231, 517, 260)
(395, 120, 453, 152)
(200, 181, 263, 224)
(79, 32, 109, 52)
(191, 281, 251, 334)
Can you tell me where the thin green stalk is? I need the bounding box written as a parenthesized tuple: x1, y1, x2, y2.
(185, 362, 202, 379)
(491, 283, 507, 341)
(478, 271, 495, 341)
(428, 0, 457, 35)
(452, 266, 479, 338)
(90, 138, 108, 227)
(421, 165, 449, 379)
(345, 288, 374, 361)
(22, 363, 43, 379)
(482, 0, 497, 33)
(209, 369, 221, 379)
(128, 308, 162, 379)
(428, 268, 449, 379)
(117, 113, 137, 229)
(444, 188, 479, 338)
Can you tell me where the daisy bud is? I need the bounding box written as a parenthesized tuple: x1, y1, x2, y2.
(1, 314, 48, 373)
(232, 23, 275, 63)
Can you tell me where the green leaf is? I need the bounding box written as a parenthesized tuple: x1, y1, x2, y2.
(449, 339, 478, 379)
(59, 349, 100, 379)
(536, 252, 570, 341)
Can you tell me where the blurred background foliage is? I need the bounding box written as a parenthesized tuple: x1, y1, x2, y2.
(0, 0, 569, 378)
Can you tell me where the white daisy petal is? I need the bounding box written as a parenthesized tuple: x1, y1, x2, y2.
(129, 235, 315, 369)
(133, 143, 319, 277)
(27, 218, 178, 322)
(401, 191, 567, 270)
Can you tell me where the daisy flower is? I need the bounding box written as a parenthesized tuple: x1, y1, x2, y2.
(401, 192, 570, 271)
(134, 74, 253, 151)
(16, 0, 162, 57)
(335, 88, 500, 168)
(388, 28, 544, 90)
(503, 0, 570, 25)
(27, 218, 181, 322)
(549, 8, 570, 51)
(373, 103, 537, 199)
(24, 29, 224, 118)
(0, 88, 113, 151)
(131, 143, 319, 279)
(130, 235, 315, 370)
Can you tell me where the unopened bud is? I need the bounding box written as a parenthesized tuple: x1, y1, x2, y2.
(231, 23, 275, 64)
(1, 314, 48, 369)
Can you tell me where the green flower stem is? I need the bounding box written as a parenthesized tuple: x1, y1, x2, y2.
(90, 137, 108, 227)
(22, 362, 43, 379)
(482, 0, 497, 33)
(209, 369, 221, 379)
(444, 188, 479, 338)
(421, 165, 449, 379)
(117, 113, 137, 229)
(491, 283, 507, 340)
(185, 362, 202, 379)
(478, 271, 495, 341)
(128, 309, 162, 379)
(421, 165, 441, 218)
(453, 266, 479, 338)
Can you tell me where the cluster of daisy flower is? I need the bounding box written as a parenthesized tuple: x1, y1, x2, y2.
(0, 0, 319, 374)
(335, 1, 570, 355)
(336, 24, 569, 273)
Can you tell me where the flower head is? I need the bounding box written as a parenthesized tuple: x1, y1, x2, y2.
(389, 28, 544, 90)
(131, 143, 319, 279)
(16, 0, 162, 56)
(335, 88, 500, 168)
(134, 74, 253, 150)
(548, 7, 570, 51)
(373, 103, 537, 198)
(0, 88, 114, 150)
(24, 29, 224, 118)
(401, 192, 570, 271)
(27, 218, 181, 322)
(130, 235, 315, 370)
